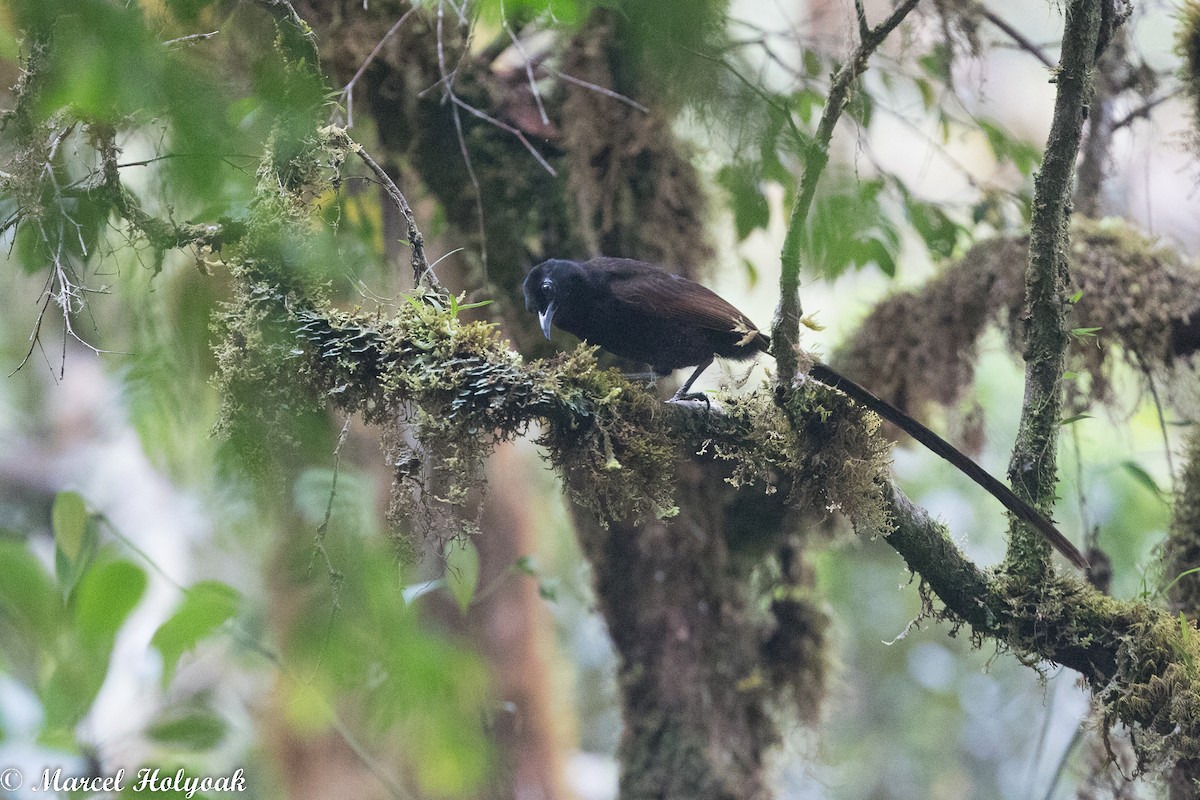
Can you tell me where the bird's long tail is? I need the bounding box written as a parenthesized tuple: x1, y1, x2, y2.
(809, 362, 1089, 570)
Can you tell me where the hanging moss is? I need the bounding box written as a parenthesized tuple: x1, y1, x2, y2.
(560, 11, 716, 271)
(835, 218, 1200, 423)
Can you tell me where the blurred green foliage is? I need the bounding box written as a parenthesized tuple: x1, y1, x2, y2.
(0, 483, 493, 796)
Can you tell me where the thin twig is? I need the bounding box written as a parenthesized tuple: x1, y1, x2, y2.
(1113, 88, 1184, 129)
(430, 1, 488, 271)
(773, 0, 921, 387)
(337, 7, 418, 128)
(436, 0, 451, 96)
(981, 7, 1055, 69)
(854, 0, 871, 44)
(450, 95, 557, 175)
(546, 67, 650, 113)
(449, 103, 488, 277)
(162, 30, 219, 48)
(310, 417, 350, 604)
(1135, 350, 1177, 493)
(115, 152, 257, 169)
(500, 0, 549, 127)
(336, 129, 438, 289)
(691, 48, 807, 149)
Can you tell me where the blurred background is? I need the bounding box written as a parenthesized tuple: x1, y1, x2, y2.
(0, 0, 1196, 798)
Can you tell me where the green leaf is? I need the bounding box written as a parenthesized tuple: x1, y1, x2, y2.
(52, 491, 88, 561)
(146, 708, 228, 750)
(918, 43, 953, 83)
(717, 165, 770, 240)
(906, 198, 962, 259)
(1070, 326, 1102, 338)
(802, 49, 822, 78)
(979, 119, 1041, 175)
(863, 237, 896, 276)
(1059, 413, 1092, 426)
(52, 492, 99, 598)
(1122, 460, 1165, 498)
(805, 178, 900, 280)
(914, 77, 935, 110)
(792, 87, 825, 125)
(1069, 289, 1084, 304)
(445, 539, 480, 612)
(73, 559, 146, 646)
(0, 539, 60, 634)
(151, 581, 239, 685)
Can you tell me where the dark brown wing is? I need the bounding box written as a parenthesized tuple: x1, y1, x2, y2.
(587, 257, 769, 347)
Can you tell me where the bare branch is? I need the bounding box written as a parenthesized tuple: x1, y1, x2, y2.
(546, 67, 650, 113)
(337, 7, 418, 128)
(981, 7, 1055, 69)
(162, 30, 219, 48)
(500, 1, 549, 127)
(449, 95, 557, 176)
(1113, 87, 1184, 129)
(854, 0, 871, 44)
(332, 128, 439, 290)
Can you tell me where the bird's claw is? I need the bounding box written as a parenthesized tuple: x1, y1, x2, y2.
(666, 392, 716, 411)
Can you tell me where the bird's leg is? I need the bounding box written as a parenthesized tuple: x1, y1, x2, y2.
(667, 357, 713, 404)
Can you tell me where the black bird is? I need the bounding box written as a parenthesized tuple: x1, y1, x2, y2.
(523, 256, 1089, 571)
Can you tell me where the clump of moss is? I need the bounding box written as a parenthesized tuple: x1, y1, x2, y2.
(1061, 218, 1200, 407)
(984, 572, 1200, 773)
(1099, 612, 1200, 769)
(1164, 431, 1200, 616)
(536, 348, 680, 525)
(761, 592, 831, 723)
(835, 219, 1200, 425)
(833, 237, 1004, 421)
(560, 11, 715, 271)
(212, 267, 331, 485)
(672, 383, 892, 537)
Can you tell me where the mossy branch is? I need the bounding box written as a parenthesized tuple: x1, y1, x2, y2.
(326, 127, 436, 290)
(219, 264, 1200, 768)
(1006, 0, 1103, 578)
(89, 123, 231, 266)
(772, 0, 920, 387)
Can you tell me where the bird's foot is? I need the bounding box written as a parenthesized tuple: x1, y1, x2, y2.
(666, 392, 717, 411)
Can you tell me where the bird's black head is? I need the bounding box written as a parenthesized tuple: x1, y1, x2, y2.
(522, 259, 588, 340)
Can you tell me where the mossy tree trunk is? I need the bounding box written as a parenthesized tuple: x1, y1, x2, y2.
(297, 4, 809, 798)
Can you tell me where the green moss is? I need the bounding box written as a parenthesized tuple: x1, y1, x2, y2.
(1164, 431, 1200, 616)
(835, 218, 1200, 422)
(1179, 0, 1200, 136)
